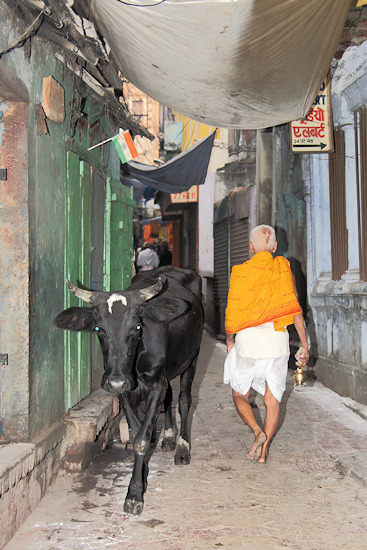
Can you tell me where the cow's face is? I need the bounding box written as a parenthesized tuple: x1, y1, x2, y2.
(92, 292, 145, 393)
(54, 279, 163, 394)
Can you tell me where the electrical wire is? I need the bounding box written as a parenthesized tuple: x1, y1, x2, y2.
(0, 8, 46, 58)
(114, 0, 166, 6)
(188, 121, 197, 148)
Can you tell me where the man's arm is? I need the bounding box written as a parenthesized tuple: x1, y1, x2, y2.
(293, 314, 309, 364)
(292, 274, 309, 365)
(226, 332, 235, 354)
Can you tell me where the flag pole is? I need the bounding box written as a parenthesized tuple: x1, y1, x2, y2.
(87, 136, 114, 151)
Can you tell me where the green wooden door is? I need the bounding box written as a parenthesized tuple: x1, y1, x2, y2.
(104, 178, 135, 291)
(65, 152, 92, 409)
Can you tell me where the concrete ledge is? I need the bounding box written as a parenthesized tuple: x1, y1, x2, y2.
(336, 454, 367, 488)
(315, 355, 367, 405)
(0, 421, 65, 549)
(0, 443, 35, 497)
(0, 420, 64, 499)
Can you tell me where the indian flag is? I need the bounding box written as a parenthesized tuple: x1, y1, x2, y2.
(112, 130, 138, 164)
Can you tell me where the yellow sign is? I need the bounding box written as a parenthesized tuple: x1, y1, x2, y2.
(170, 186, 198, 204)
(291, 74, 334, 153)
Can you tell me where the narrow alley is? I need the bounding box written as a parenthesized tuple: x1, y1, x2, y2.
(5, 330, 367, 550)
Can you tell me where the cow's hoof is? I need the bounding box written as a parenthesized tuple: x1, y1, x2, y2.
(174, 450, 191, 465)
(174, 437, 191, 465)
(162, 437, 176, 452)
(124, 497, 143, 515)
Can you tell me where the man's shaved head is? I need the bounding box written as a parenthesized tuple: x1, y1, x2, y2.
(249, 225, 277, 253)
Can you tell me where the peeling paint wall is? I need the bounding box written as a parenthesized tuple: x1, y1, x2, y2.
(198, 130, 229, 279)
(272, 125, 307, 315)
(0, 101, 29, 438)
(0, 9, 122, 441)
(255, 125, 307, 318)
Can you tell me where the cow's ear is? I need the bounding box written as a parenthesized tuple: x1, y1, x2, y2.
(142, 298, 189, 323)
(54, 307, 94, 331)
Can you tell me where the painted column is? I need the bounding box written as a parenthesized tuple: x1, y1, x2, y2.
(310, 153, 332, 288)
(198, 171, 215, 278)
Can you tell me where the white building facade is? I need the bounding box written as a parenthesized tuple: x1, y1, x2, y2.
(306, 41, 367, 404)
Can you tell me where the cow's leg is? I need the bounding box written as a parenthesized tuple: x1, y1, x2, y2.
(161, 382, 176, 452)
(119, 393, 141, 443)
(124, 385, 166, 515)
(175, 356, 197, 465)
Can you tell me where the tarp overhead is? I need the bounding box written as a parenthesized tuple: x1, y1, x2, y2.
(89, 0, 350, 130)
(121, 130, 216, 194)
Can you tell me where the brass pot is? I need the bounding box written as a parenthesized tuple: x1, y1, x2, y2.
(293, 366, 307, 387)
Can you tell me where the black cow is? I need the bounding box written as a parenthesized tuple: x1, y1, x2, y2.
(54, 267, 204, 515)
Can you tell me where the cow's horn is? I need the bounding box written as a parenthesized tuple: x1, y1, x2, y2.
(139, 277, 163, 301)
(66, 279, 94, 303)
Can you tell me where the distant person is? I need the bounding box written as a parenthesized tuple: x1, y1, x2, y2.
(159, 241, 172, 267)
(154, 237, 162, 256)
(136, 242, 159, 272)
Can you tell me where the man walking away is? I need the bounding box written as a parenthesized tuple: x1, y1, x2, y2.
(224, 224, 309, 463)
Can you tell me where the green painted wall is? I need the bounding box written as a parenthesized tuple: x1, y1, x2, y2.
(27, 41, 122, 438)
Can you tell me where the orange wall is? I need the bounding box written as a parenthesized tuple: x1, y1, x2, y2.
(123, 82, 160, 164)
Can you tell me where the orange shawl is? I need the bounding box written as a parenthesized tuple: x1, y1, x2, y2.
(225, 251, 301, 334)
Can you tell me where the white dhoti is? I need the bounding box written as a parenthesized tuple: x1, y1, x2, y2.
(223, 323, 290, 403)
(224, 349, 289, 403)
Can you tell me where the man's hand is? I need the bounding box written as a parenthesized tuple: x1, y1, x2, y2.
(293, 315, 309, 364)
(226, 333, 235, 354)
(296, 345, 309, 366)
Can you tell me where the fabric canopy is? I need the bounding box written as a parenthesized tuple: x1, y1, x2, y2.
(121, 131, 216, 194)
(89, 0, 350, 130)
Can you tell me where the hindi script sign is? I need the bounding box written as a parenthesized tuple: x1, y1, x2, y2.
(291, 74, 333, 153)
(171, 186, 198, 204)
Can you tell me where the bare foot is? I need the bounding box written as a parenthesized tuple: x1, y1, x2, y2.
(246, 431, 267, 460)
(257, 447, 268, 463)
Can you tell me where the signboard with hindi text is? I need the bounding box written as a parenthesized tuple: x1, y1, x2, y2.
(291, 74, 334, 153)
(170, 186, 198, 204)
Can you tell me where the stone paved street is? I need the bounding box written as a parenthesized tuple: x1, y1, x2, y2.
(5, 331, 367, 549)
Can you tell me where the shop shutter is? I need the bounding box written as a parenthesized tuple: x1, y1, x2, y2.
(230, 216, 249, 269)
(213, 218, 229, 306)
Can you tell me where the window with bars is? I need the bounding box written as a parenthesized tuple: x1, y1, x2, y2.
(329, 127, 348, 280)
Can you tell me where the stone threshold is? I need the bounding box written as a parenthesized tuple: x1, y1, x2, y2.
(60, 388, 120, 472)
(0, 388, 120, 548)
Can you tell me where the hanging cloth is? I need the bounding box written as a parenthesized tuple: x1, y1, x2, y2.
(121, 131, 216, 193)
